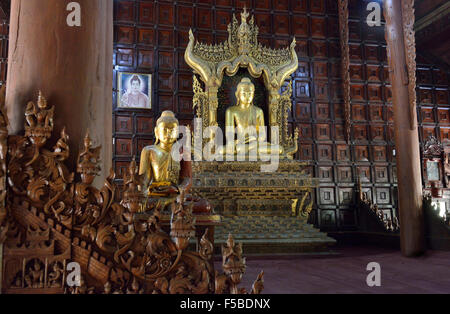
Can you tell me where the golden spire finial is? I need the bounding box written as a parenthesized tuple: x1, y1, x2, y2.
(37, 91, 47, 109)
(84, 129, 92, 148)
(241, 6, 249, 23)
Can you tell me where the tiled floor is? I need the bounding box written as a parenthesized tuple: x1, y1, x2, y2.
(216, 245, 450, 294)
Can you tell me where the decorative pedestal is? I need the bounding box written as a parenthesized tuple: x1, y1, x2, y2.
(192, 161, 336, 253)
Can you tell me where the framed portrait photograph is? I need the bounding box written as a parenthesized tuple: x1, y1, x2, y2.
(117, 72, 152, 109)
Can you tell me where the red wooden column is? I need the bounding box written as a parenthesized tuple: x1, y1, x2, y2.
(5, 0, 113, 185)
(383, 0, 425, 256)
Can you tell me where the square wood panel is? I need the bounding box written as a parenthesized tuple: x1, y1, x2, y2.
(370, 125, 385, 141)
(375, 166, 389, 183)
(115, 116, 133, 134)
(138, 50, 154, 68)
(116, 26, 135, 44)
(139, 2, 154, 24)
(357, 166, 371, 182)
(197, 8, 212, 29)
(311, 17, 326, 38)
(274, 15, 289, 35)
(317, 144, 333, 161)
(216, 11, 232, 31)
(295, 103, 311, 120)
(316, 103, 330, 120)
(319, 166, 333, 182)
(116, 1, 135, 22)
(339, 188, 354, 205)
(115, 161, 131, 179)
(138, 28, 154, 45)
(338, 167, 352, 182)
(319, 188, 335, 205)
(299, 144, 314, 160)
(320, 210, 336, 227)
(376, 188, 391, 204)
(115, 138, 133, 157)
(136, 117, 153, 135)
(158, 29, 174, 47)
(293, 16, 308, 37)
(178, 6, 193, 27)
(316, 124, 331, 140)
(158, 4, 174, 25)
(292, 0, 308, 12)
(337, 145, 350, 161)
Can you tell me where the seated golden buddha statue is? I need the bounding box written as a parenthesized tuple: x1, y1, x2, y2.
(223, 77, 283, 157)
(139, 111, 210, 213)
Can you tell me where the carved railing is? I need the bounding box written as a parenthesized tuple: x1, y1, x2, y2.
(356, 179, 400, 233)
(0, 90, 263, 294)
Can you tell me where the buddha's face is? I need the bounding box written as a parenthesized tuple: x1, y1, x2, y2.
(237, 83, 255, 107)
(155, 121, 179, 146)
(131, 80, 141, 94)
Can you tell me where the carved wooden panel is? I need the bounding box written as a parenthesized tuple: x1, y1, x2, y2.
(317, 124, 331, 140)
(339, 188, 353, 205)
(320, 211, 336, 229)
(115, 138, 133, 157)
(115, 115, 133, 134)
(319, 166, 333, 182)
(338, 166, 352, 182)
(136, 116, 153, 135)
(294, 103, 310, 121)
(337, 145, 350, 161)
(319, 188, 335, 205)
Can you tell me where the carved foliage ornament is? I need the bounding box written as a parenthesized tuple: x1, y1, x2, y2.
(423, 136, 443, 157)
(383, 0, 417, 130)
(1, 92, 264, 294)
(338, 0, 351, 143)
(0, 85, 7, 244)
(401, 0, 417, 130)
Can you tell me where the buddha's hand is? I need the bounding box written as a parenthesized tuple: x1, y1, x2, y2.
(155, 185, 179, 195)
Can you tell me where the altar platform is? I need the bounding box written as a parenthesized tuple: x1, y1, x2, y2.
(192, 161, 336, 254)
(214, 216, 336, 254)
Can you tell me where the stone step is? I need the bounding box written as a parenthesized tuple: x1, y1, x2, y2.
(213, 215, 336, 254)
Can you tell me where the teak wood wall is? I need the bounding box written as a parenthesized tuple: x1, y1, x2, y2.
(112, 0, 450, 231)
(0, 0, 443, 232)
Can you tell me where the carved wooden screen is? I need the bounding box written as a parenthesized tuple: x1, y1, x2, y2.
(112, 0, 449, 231)
(0, 6, 8, 86)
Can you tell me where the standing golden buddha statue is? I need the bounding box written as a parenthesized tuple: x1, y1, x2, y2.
(224, 77, 283, 157)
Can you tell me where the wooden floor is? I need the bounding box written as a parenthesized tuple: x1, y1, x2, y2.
(216, 245, 450, 294)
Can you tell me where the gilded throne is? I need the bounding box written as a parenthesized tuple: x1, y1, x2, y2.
(184, 9, 335, 251)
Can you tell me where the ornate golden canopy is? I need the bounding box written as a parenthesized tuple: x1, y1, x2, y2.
(185, 8, 298, 91)
(185, 8, 299, 158)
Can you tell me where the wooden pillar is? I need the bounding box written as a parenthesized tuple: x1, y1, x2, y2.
(383, 0, 425, 256)
(5, 0, 113, 186)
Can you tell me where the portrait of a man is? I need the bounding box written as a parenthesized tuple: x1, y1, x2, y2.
(118, 72, 152, 109)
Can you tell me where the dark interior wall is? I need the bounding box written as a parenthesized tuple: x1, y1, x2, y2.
(0, 0, 445, 232)
(112, 0, 400, 231)
(0, 0, 438, 233)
